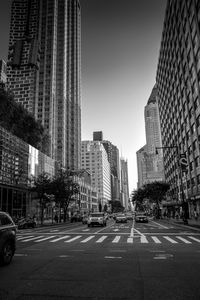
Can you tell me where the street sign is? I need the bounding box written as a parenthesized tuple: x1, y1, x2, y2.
(179, 153, 188, 173)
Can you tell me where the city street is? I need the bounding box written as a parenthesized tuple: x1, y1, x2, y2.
(1, 218, 200, 300)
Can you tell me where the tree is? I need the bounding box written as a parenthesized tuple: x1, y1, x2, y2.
(131, 181, 170, 218)
(0, 89, 50, 152)
(30, 173, 52, 225)
(109, 200, 124, 213)
(51, 170, 80, 222)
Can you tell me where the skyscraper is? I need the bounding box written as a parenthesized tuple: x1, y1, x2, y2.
(7, 0, 81, 170)
(136, 85, 165, 188)
(156, 0, 200, 211)
(120, 158, 129, 210)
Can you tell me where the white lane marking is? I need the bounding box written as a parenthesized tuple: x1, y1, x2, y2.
(81, 236, 95, 243)
(14, 253, 28, 257)
(176, 236, 192, 244)
(50, 229, 59, 232)
(141, 236, 148, 243)
(82, 229, 90, 232)
(35, 236, 56, 242)
(17, 236, 34, 240)
(96, 236, 107, 243)
(151, 221, 169, 229)
(163, 236, 178, 244)
(112, 236, 121, 243)
(127, 237, 133, 243)
(151, 236, 161, 244)
(188, 236, 200, 243)
(22, 236, 44, 242)
(64, 236, 82, 243)
(104, 256, 122, 259)
(113, 229, 119, 232)
(50, 235, 70, 242)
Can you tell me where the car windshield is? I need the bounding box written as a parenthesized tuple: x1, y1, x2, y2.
(90, 214, 104, 217)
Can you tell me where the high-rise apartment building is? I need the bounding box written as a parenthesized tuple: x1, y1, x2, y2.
(81, 141, 111, 210)
(156, 0, 200, 211)
(7, 0, 81, 170)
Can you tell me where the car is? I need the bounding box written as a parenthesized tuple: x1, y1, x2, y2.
(17, 217, 37, 229)
(126, 212, 134, 220)
(87, 212, 107, 227)
(115, 213, 127, 223)
(0, 211, 17, 266)
(135, 212, 148, 223)
(71, 213, 82, 223)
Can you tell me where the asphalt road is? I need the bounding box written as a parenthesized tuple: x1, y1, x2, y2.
(1, 218, 200, 300)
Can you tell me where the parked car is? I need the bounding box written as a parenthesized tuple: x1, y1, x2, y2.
(135, 212, 148, 223)
(0, 211, 17, 266)
(87, 212, 107, 227)
(17, 217, 37, 229)
(115, 213, 127, 223)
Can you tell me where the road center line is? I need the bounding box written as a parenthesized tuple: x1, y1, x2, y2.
(151, 221, 169, 229)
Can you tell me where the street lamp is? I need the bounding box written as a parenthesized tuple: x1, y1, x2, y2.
(155, 145, 188, 224)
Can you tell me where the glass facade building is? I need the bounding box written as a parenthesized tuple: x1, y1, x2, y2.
(0, 126, 55, 218)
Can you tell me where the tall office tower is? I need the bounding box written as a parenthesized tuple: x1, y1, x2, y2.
(120, 158, 129, 210)
(136, 145, 148, 188)
(145, 85, 162, 154)
(0, 60, 7, 84)
(156, 0, 200, 210)
(93, 131, 103, 142)
(7, 0, 81, 170)
(93, 132, 121, 202)
(81, 141, 111, 210)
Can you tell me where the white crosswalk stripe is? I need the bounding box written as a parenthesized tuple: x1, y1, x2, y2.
(176, 236, 192, 244)
(163, 236, 178, 243)
(16, 234, 200, 245)
(96, 236, 107, 243)
(112, 236, 121, 243)
(50, 236, 70, 242)
(81, 236, 95, 243)
(151, 236, 161, 244)
(188, 236, 200, 243)
(35, 236, 56, 242)
(22, 236, 44, 242)
(17, 236, 34, 240)
(64, 236, 82, 243)
(141, 236, 148, 243)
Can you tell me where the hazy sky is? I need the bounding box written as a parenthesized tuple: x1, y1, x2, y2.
(0, 0, 167, 194)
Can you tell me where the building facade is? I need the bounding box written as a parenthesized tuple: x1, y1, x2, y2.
(0, 60, 7, 84)
(137, 85, 165, 188)
(120, 158, 129, 210)
(0, 125, 55, 218)
(7, 0, 81, 170)
(156, 0, 200, 214)
(81, 141, 111, 211)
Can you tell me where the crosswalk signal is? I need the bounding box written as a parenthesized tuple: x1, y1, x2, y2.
(179, 153, 188, 173)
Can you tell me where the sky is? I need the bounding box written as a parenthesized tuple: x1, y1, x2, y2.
(0, 0, 167, 194)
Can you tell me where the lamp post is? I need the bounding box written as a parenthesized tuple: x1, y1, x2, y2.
(155, 145, 188, 224)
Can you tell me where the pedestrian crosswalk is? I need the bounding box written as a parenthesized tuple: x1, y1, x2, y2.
(16, 234, 200, 245)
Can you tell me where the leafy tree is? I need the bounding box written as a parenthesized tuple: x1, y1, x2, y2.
(51, 170, 80, 222)
(30, 173, 52, 225)
(0, 89, 50, 152)
(109, 200, 124, 213)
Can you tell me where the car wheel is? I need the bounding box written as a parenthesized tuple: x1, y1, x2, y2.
(0, 241, 14, 266)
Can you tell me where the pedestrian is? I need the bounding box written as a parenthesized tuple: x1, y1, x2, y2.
(194, 210, 198, 221)
(54, 214, 58, 223)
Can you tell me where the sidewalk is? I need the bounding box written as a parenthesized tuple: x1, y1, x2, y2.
(166, 217, 200, 231)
